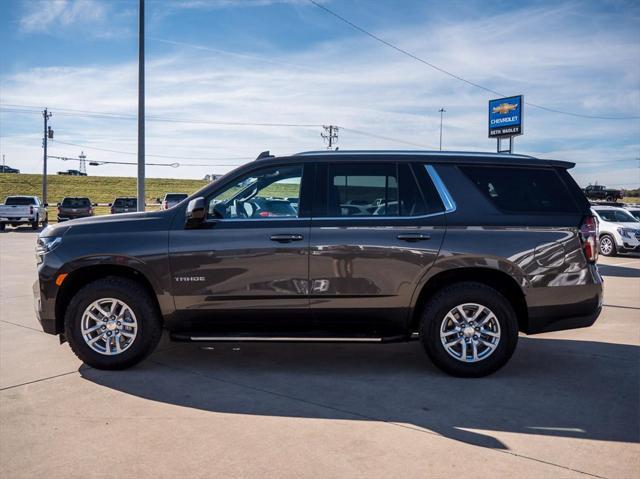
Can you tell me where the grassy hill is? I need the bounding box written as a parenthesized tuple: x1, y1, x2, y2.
(0, 173, 208, 205)
(0, 173, 209, 219)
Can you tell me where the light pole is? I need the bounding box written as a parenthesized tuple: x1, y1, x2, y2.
(137, 0, 145, 211)
(439, 108, 446, 151)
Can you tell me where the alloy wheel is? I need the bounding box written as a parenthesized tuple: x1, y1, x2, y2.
(440, 303, 501, 363)
(81, 298, 138, 355)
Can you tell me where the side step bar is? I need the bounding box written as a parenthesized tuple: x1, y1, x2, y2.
(170, 332, 412, 343)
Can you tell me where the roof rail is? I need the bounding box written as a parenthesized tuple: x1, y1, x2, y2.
(293, 149, 537, 159)
(255, 151, 274, 160)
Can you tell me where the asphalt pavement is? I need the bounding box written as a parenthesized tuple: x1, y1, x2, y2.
(1, 229, 638, 478)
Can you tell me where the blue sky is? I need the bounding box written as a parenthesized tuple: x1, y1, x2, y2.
(1, 0, 639, 187)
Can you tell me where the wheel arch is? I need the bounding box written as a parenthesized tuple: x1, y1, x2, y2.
(55, 264, 163, 335)
(410, 267, 529, 333)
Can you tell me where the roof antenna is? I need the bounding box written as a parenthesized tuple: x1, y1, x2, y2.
(256, 151, 272, 160)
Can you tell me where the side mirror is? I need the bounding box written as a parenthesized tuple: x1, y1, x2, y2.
(44, 203, 49, 207)
(108, 203, 113, 207)
(56, 203, 61, 207)
(92, 203, 98, 207)
(185, 197, 206, 228)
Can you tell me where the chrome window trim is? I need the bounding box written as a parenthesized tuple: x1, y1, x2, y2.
(425, 164, 456, 213)
(203, 163, 455, 223)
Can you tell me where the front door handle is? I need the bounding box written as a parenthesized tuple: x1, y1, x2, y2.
(397, 233, 431, 242)
(270, 234, 304, 242)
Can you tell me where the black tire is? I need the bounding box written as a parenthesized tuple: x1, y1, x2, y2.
(64, 276, 162, 370)
(599, 234, 617, 257)
(0, 223, 5, 231)
(31, 217, 39, 229)
(419, 282, 519, 377)
(605, 195, 613, 202)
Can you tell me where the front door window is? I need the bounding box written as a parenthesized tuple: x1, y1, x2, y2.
(208, 165, 302, 219)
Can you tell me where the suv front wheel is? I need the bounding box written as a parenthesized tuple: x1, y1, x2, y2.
(420, 282, 518, 377)
(64, 276, 162, 369)
(599, 234, 617, 257)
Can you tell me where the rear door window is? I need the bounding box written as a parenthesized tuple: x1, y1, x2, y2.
(460, 165, 578, 214)
(326, 164, 398, 217)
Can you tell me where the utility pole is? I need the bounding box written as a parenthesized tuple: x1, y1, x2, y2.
(2, 154, 5, 171)
(79, 151, 87, 175)
(438, 108, 446, 151)
(42, 108, 52, 204)
(321, 125, 339, 150)
(137, 0, 145, 211)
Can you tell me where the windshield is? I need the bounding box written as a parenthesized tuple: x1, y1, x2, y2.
(62, 198, 90, 207)
(5, 197, 36, 206)
(596, 209, 640, 223)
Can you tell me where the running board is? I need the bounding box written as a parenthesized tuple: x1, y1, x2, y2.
(170, 332, 408, 343)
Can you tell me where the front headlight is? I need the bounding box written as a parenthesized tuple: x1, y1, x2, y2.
(36, 236, 63, 264)
(617, 227, 636, 239)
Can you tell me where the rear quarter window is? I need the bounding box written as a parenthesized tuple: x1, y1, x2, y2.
(459, 165, 578, 214)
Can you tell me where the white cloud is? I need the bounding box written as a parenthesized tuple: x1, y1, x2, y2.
(18, 0, 133, 38)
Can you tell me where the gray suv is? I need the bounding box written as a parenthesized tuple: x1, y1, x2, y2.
(34, 151, 602, 377)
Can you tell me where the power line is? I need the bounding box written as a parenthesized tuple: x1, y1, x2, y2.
(0, 104, 324, 128)
(340, 127, 437, 149)
(308, 0, 640, 121)
(2, 105, 439, 151)
(51, 139, 252, 161)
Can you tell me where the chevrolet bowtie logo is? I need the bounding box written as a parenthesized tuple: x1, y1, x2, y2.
(492, 102, 518, 115)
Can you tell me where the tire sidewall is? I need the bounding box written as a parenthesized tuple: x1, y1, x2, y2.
(421, 283, 518, 377)
(599, 234, 616, 256)
(65, 280, 160, 369)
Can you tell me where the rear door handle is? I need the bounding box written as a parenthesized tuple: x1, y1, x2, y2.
(397, 233, 431, 242)
(270, 234, 304, 242)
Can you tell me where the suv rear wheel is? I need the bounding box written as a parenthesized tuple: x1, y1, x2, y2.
(64, 277, 162, 369)
(419, 282, 518, 377)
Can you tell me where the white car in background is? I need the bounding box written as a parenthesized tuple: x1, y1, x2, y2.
(591, 206, 640, 256)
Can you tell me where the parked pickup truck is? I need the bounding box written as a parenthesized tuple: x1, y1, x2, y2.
(583, 184, 623, 202)
(0, 196, 48, 231)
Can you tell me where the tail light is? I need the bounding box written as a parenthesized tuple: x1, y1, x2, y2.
(163, 201, 168, 210)
(57, 207, 61, 214)
(259, 211, 270, 217)
(110, 207, 114, 214)
(579, 215, 598, 263)
(30, 206, 34, 215)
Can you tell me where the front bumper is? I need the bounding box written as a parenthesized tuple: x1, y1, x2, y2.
(33, 277, 58, 334)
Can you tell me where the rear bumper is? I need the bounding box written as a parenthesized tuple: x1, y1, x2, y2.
(524, 264, 603, 334)
(1, 217, 35, 224)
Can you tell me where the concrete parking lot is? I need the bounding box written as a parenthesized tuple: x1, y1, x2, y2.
(1, 229, 638, 478)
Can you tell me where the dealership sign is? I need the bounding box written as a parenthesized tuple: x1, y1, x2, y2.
(488, 95, 523, 138)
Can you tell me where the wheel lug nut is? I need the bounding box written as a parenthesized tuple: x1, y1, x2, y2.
(117, 321, 121, 326)
(475, 327, 480, 331)
(473, 335, 478, 340)
(101, 326, 106, 330)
